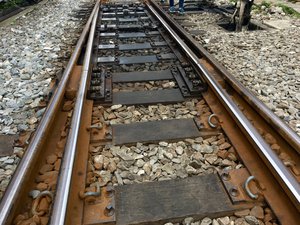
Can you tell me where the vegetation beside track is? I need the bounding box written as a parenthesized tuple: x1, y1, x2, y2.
(0, 0, 37, 11)
(277, 3, 300, 17)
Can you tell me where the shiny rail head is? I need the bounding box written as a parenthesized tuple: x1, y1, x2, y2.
(146, 0, 300, 212)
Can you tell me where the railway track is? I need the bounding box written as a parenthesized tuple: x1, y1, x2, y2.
(0, 0, 299, 224)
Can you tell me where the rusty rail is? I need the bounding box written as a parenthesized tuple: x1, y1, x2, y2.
(49, 3, 100, 225)
(146, 0, 300, 212)
(0, 2, 99, 224)
(148, 0, 300, 154)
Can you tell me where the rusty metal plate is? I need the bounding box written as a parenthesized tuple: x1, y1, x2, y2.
(118, 32, 146, 38)
(115, 174, 235, 225)
(66, 100, 93, 225)
(118, 43, 151, 51)
(119, 55, 158, 64)
(112, 118, 199, 145)
(66, 65, 82, 100)
(113, 89, 184, 105)
(0, 135, 16, 156)
(219, 168, 264, 203)
(83, 187, 116, 225)
(112, 70, 173, 83)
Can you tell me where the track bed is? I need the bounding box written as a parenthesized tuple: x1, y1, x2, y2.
(1, 1, 299, 225)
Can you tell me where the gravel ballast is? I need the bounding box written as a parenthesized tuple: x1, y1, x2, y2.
(0, 0, 93, 198)
(181, 2, 300, 136)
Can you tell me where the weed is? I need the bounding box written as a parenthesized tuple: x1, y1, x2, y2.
(277, 3, 300, 18)
(253, 0, 271, 11)
(261, 0, 271, 8)
(287, 0, 297, 3)
(0, 0, 24, 11)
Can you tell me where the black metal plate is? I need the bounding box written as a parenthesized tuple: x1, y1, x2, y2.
(119, 55, 158, 64)
(97, 57, 116, 63)
(98, 44, 116, 50)
(115, 174, 234, 225)
(102, 17, 117, 21)
(147, 31, 160, 35)
(88, 72, 105, 101)
(118, 43, 151, 51)
(118, 24, 142, 31)
(152, 41, 168, 47)
(112, 70, 173, 83)
(172, 68, 190, 97)
(181, 21, 196, 27)
(140, 16, 150, 20)
(158, 53, 177, 60)
(119, 32, 146, 38)
(113, 89, 184, 105)
(112, 118, 199, 145)
(118, 25, 142, 31)
(178, 66, 204, 94)
(105, 73, 112, 102)
(118, 18, 138, 22)
(115, 11, 146, 16)
(0, 135, 16, 156)
(189, 29, 205, 35)
(99, 32, 116, 37)
(137, 11, 147, 15)
(103, 12, 115, 17)
(99, 24, 117, 30)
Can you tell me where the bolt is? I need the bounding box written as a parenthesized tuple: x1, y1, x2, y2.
(104, 204, 114, 217)
(106, 185, 114, 198)
(221, 172, 231, 181)
(230, 187, 239, 197)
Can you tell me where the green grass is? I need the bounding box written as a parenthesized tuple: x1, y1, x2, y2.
(252, 1, 271, 13)
(261, 0, 272, 8)
(277, 3, 300, 18)
(252, 0, 271, 11)
(253, 1, 300, 18)
(0, 0, 24, 11)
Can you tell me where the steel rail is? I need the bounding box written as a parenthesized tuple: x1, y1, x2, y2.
(49, 3, 99, 225)
(149, 0, 300, 153)
(0, 2, 99, 224)
(147, 3, 300, 211)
